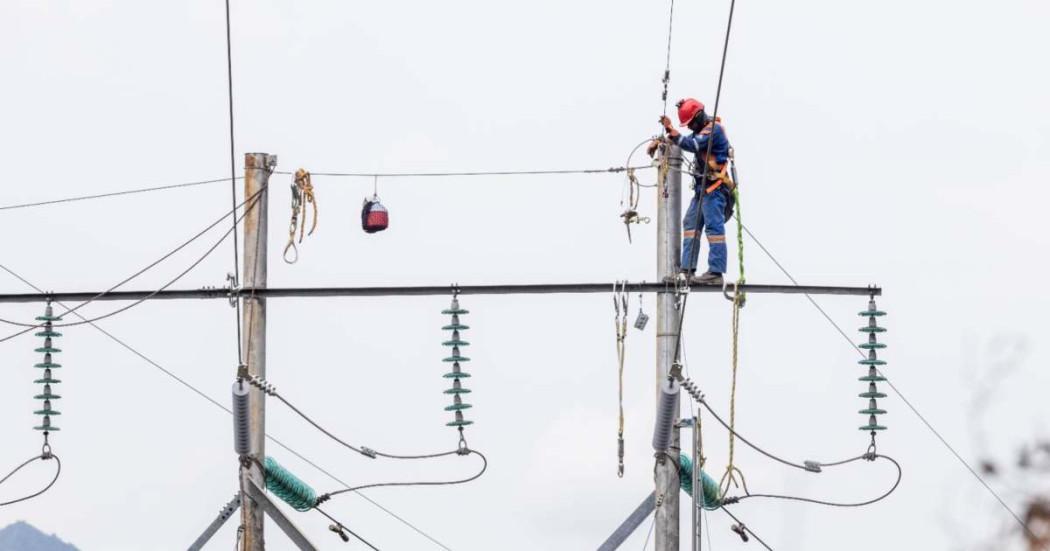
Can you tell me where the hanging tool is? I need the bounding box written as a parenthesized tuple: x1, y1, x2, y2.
(619, 168, 650, 243)
(361, 176, 389, 233)
(633, 291, 649, 331)
(283, 169, 318, 264)
(613, 281, 629, 477)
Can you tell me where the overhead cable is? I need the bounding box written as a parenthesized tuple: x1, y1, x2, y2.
(0, 263, 458, 551)
(0, 177, 234, 212)
(0, 186, 266, 339)
(740, 223, 1039, 542)
(223, 0, 244, 367)
(273, 165, 653, 178)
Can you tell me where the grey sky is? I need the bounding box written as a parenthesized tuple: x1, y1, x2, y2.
(2, 0, 1049, 549)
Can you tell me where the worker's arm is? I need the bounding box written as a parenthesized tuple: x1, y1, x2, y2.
(648, 116, 683, 157)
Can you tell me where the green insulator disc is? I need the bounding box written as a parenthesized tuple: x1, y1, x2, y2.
(859, 391, 887, 399)
(858, 359, 887, 366)
(443, 371, 471, 378)
(859, 408, 887, 415)
(858, 310, 886, 317)
(444, 403, 473, 411)
(859, 423, 887, 431)
(443, 355, 471, 362)
(34, 362, 62, 369)
(858, 375, 887, 382)
(442, 339, 471, 347)
(34, 408, 62, 416)
(444, 387, 472, 394)
(33, 377, 62, 384)
(857, 326, 886, 333)
(441, 307, 469, 315)
(33, 425, 60, 431)
(34, 346, 62, 354)
(446, 419, 474, 427)
(34, 330, 62, 338)
(858, 342, 887, 350)
(34, 392, 61, 400)
(442, 323, 470, 331)
(35, 315, 63, 322)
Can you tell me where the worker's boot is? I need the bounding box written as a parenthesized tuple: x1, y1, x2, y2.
(692, 271, 723, 285)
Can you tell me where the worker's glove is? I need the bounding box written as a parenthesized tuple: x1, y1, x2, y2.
(646, 139, 662, 158)
(659, 116, 680, 139)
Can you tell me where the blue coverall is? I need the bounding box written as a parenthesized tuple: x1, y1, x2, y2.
(672, 122, 731, 274)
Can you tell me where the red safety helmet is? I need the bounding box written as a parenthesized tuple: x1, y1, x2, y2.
(676, 98, 705, 127)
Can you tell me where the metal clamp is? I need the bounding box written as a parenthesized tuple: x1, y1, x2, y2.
(225, 273, 239, 308)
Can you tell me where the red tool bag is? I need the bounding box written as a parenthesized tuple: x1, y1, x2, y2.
(361, 196, 389, 233)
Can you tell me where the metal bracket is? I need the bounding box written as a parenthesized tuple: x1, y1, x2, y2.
(187, 494, 241, 551)
(226, 273, 239, 308)
(244, 479, 318, 550)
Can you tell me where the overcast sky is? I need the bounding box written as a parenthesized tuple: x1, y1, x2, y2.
(2, 1, 1049, 550)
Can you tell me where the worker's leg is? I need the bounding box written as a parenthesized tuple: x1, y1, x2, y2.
(701, 190, 728, 274)
(681, 190, 705, 272)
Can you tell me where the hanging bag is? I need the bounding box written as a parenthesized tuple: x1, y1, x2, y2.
(361, 195, 389, 233)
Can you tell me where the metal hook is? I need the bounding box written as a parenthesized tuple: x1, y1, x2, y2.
(723, 280, 746, 307)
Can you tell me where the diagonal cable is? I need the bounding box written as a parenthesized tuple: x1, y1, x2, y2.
(739, 222, 1041, 546)
(0, 263, 458, 551)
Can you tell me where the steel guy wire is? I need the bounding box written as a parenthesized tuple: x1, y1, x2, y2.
(224, 0, 244, 367)
(0, 186, 265, 338)
(0, 177, 236, 212)
(739, 223, 1041, 543)
(641, 516, 655, 550)
(0, 264, 457, 551)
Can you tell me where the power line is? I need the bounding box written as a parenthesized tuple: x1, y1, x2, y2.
(740, 222, 1041, 543)
(274, 165, 653, 178)
(0, 187, 265, 341)
(0, 262, 458, 551)
(224, 0, 244, 367)
(0, 177, 233, 212)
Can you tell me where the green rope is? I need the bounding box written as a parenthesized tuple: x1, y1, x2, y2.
(264, 456, 317, 512)
(678, 453, 722, 509)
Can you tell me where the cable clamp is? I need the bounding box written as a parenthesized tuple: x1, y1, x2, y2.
(328, 524, 350, 543)
(803, 460, 822, 473)
(225, 273, 239, 308)
(731, 522, 750, 542)
(359, 447, 377, 459)
(456, 429, 470, 455)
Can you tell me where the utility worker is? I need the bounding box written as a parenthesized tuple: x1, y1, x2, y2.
(648, 98, 733, 285)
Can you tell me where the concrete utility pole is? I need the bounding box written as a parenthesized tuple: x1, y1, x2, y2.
(240, 152, 273, 551)
(655, 145, 682, 551)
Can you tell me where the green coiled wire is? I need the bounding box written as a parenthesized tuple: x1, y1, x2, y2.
(264, 456, 317, 512)
(677, 454, 721, 509)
